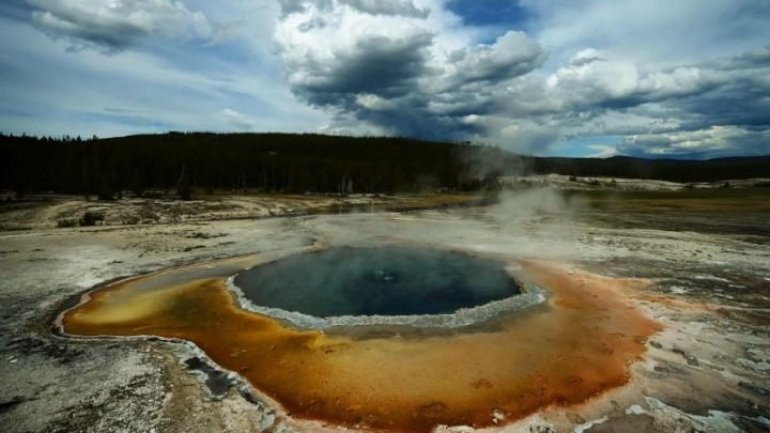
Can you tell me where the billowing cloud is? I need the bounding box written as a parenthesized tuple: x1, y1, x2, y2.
(445, 31, 545, 85)
(26, 0, 212, 52)
(271, 0, 770, 157)
(278, 0, 429, 18)
(2, 0, 769, 158)
(288, 33, 434, 105)
(339, 0, 430, 18)
(274, 0, 545, 141)
(619, 126, 770, 159)
(536, 49, 770, 157)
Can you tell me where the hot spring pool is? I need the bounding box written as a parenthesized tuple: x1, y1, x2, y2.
(59, 244, 659, 432)
(233, 246, 521, 317)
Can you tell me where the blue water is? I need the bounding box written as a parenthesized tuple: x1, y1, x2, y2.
(234, 247, 520, 317)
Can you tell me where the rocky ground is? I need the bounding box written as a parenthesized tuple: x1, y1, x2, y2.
(1, 185, 769, 433)
(0, 192, 486, 232)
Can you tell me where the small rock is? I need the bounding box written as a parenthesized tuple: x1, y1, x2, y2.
(491, 408, 505, 424)
(625, 404, 646, 415)
(672, 348, 699, 366)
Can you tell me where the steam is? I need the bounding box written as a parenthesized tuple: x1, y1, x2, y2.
(298, 145, 589, 263)
(488, 187, 583, 227)
(308, 187, 586, 263)
(451, 144, 587, 260)
(483, 186, 587, 259)
(457, 144, 529, 184)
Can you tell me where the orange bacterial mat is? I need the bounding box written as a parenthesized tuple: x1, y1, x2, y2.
(61, 257, 660, 432)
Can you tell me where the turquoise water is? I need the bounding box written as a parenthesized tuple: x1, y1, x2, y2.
(234, 246, 520, 317)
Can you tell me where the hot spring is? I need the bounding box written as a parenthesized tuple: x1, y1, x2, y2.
(59, 244, 660, 432)
(233, 246, 521, 317)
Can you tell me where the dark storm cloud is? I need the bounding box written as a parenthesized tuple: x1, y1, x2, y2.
(681, 50, 770, 129)
(291, 33, 434, 106)
(514, 48, 770, 157)
(273, 0, 770, 156)
(512, 46, 770, 154)
(605, 51, 770, 158)
(727, 47, 770, 69)
(276, 3, 547, 139)
(676, 80, 770, 131)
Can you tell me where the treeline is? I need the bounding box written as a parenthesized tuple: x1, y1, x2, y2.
(1, 132, 767, 198)
(533, 155, 770, 183)
(0, 132, 515, 197)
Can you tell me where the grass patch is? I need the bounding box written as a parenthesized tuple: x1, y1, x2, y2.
(567, 188, 770, 214)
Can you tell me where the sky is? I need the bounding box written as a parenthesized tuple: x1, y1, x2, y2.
(1, 0, 769, 159)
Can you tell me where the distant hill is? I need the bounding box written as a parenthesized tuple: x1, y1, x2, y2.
(1, 132, 768, 196)
(530, 155, 770, 183)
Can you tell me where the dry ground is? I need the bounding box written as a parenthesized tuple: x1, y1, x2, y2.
(1, 183, 768, 433)
(0, 192, 486, 231)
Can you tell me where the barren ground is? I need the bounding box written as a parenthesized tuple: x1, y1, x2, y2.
(1, 182, 768, 433)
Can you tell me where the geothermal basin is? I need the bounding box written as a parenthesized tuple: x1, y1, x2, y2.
(59, 245, 659, 432)
(230, 246, 547, 329)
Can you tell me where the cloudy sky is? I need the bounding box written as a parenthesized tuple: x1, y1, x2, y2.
(1, 0, 769, 158)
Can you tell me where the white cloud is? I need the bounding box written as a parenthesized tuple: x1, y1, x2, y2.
(27, 0, 212, 52)
(620, 126, 770, 158)
(339, 0, 429, 18)
(273, 0, 548, 146)
(546, 51, 639, 101)
(268, 0, 770, 156)
(222, 108, 259, 131)
(0, 12, 328, 138)
(355, 94, 396, 111)
(445, 31, 545, 85)
(586, 144, 618, 158)
(522, 0, 770, 66)
(5, 0, 769, 158)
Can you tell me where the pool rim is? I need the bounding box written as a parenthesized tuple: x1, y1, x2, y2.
(225, 246, 547, 330)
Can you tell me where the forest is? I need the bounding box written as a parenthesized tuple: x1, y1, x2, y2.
(1, 132, 768, 198)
